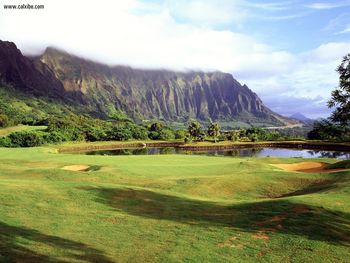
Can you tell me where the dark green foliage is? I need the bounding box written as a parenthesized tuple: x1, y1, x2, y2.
(109, 110, 132, 122)
(174, 130, 187, 140)
(8, 132, 44, 147)
(159, 129, 175, 140)
(130, 126, 148, 140)
(188, 121, 202, 141)
(245, 128, 268, 141)
(107, 126, 133, 141)
(327, 159, 350, 169)
(43, 131, 68, 144)
(85, 128, 107, 142)
(266, 131, 282, 141)
(249, 133, 259, 142)
(223, 127, 305, 142)
(207, 122, 220, 143)
(149, 122, 164, 133)
(0, 136, 12, 147)
(226, 130, 240, 141)
(0, 85, 72, 127)
(46, 114, 112, 142)
(147, 122, 177, 141)
(148, 131, 160, 140)
(307, 119, 349, 141)
(328, 54, 350, 126)
(0, 114, 9, 127)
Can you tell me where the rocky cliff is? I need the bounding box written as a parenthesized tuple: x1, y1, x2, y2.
(0, 40, 65, 98)
(0, 40, 295, 126)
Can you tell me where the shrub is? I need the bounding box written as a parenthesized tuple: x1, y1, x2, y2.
(43, 131, 67, 144)
(226, 130, 240, 141)
(174, 130, 187, 140)
(148, 131, 160, 140)
(159, 129, 175, 140)
(248, 133, 259, 142)
(131, 126, 149, 140)
(85, 128, 107, 142)
(0, 114, 9, 127)
(8, 131, 44, 147)
(0, 136, 12, 147)
(149, 122, 164, 132)
(107, 127, 132, 141)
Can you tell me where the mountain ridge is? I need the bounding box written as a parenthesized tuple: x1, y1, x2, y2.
(0, 40, 298, 126)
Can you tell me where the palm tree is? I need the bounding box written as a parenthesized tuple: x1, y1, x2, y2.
(188, 120, 202, 141)
(207, 122, 220, 143)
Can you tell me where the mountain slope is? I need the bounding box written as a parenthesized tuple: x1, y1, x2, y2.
(39, 47, 289, 125)
(0, 40, 297, 126)
(0, 40, 65, 98)
(290, 113, 313, 124)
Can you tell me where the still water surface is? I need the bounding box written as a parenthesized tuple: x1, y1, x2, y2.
(82, 147, 350, 159)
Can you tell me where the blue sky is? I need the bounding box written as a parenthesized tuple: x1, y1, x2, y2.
(1, 0, 350, 118)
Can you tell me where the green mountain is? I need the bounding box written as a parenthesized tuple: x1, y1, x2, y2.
(0, 40, 297, 126)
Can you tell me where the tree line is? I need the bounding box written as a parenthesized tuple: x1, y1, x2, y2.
(0, 114, 303, 147)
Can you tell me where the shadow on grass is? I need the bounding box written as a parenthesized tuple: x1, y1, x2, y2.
(83, 187, 350, 246)
(0, 222, 113, 263)
(276, 171, 349, 198)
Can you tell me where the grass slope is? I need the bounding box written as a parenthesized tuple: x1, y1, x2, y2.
(0, 147, 349, 262)
(0, 125, 47, 137)
(328, 159, 350, 169)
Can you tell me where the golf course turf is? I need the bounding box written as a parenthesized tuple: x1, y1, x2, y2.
(0, 146, 349, 262)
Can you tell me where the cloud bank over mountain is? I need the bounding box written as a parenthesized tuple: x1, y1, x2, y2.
(1, 0, 349, 117)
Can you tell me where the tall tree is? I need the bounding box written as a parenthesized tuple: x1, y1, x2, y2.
(188, 121, 202, 141)
(207, 122, 220, 143)
(328, 53, 350, 126)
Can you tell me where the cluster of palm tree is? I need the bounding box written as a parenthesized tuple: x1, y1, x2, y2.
(187, 121, 220, 142)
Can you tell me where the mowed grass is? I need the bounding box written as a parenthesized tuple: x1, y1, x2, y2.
(0, 125, 47, 136)
(0, 147, 349, 262)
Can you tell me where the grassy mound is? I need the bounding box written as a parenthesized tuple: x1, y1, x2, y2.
(327, 159, 350, 169)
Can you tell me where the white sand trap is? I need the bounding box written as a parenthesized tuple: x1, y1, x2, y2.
(271, 162, 346, 173)
(62, 165, 90, 172)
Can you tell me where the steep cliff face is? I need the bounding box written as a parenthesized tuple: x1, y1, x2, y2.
(39, 47, 284, 124)
(0, 40, 65, 98)
(0, 40, 293, 125)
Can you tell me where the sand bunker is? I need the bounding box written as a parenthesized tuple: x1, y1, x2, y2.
(271, 162, 346, 173)
(62, 165, 90, 172)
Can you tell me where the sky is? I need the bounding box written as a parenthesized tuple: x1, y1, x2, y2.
(1, 0, 350, 118)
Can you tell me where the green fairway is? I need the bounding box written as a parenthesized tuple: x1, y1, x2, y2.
(0, 147, 349, 262)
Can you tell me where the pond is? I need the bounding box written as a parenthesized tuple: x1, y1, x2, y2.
(81, 147, 350, 159)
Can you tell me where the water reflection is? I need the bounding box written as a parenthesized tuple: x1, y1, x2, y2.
(307, 150, 350, 159)
(84, 147, 350, 159)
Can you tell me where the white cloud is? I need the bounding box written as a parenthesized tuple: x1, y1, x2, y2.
(323, 13, 350, 35)
(243, 1, 293, 11)
(305, 1, 350, 9)
(0, 0, 294, 73)
(164, 0, 247, 26)
(338, 25, 350, 34)
(241, 42, 350, 118)
(0, 0, 348, 117)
